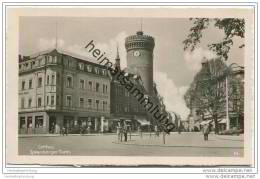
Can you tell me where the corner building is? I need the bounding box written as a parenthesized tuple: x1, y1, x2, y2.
(18, 49, 110, 134)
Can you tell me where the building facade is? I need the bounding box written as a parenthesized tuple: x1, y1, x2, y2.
(19, 49, 110, 134)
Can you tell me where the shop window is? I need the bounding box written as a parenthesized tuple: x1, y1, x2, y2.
(35, 116, 43, 128)
(27, 117, 32, 128)
(19, 117, 26, 129)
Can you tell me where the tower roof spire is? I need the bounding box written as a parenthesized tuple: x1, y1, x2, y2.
(116, 42, 120, 60)
(137, 18, 144, 35)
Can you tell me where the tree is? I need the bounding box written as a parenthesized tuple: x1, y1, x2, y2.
(184, 58, 229, 134)
(183, 18, 245, 61)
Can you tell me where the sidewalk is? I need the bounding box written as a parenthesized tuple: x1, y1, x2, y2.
(113, 132, 244, 148)
(18, 133, 117, 138)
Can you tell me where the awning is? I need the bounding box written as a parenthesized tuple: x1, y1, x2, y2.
(136, 118, 150, 126)
(218, 118, 227, 124)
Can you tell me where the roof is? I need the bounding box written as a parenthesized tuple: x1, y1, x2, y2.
(28, 48, 100, 64)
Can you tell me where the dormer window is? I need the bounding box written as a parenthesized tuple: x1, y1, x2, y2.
(95, 67, 99, 74)
(102, 69, 107, 76)
(78, 62, 84, 70)
(87, 65, 92, 72)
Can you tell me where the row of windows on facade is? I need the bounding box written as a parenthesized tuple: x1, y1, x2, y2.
(115, 104, 143, 113)
(21, 75, 109, 93)
(115, 85, 130, 97)
(19, 116, 43, 129)
(19, 55, 108, 76)
(20, 96, 108, 111)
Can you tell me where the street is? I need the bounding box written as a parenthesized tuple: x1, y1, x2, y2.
(18, 132, 244, 157)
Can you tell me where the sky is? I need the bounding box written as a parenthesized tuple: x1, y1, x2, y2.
(19, 17, 244, 120)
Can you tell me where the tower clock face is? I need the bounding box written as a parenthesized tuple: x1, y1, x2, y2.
(133, 50, 140, 57)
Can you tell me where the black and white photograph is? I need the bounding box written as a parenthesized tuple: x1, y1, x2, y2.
(17, 16, 245, 158)
(1, 3, 257, 177)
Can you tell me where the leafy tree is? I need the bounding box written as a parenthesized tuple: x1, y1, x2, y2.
(184, 58, 245, 133)
(183, 18, 245, 61)
(184, 58, 229, 134)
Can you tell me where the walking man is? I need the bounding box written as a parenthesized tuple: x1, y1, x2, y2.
(203, 124, 210, 141)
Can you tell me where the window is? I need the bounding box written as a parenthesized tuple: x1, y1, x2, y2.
(116, 104, 120, 113)
(21, 98, 25, 109)
(48, 56, 53, 63)
(102, 69, 107, 76)
(95, 67, 99, 74)
(87, 99, 92, 109)
(96, 100, 99, 110)
(88, 81, 92, 90)
(19, 117, 26, 129)
(38, 77, 42, 87)
(66, 95, 72, 107)
(28, 98, 32, 108)
(56, 95, 59, 105)
(79, 97, 84, 108)
(53, 56, 57, 63)
(51, 74, 55, 85)
(47, 75, 50, 85)
(66, 76, 73, 88)
(51, 95, 55, 106)
(47, 96, 49, 105)
(22, 81, 25, 90)
(29, 79, 32, 89)
(35, 116, 43, 128)
(103, 101, 107, 111)
(103, 84, 105, 93)
(87, 65, 92, 72)
(19, 65, 21, 70)
(96, 83, 100, 92)
(37, 97, 42, 107)
(27, 117, 32, 128)
(80, 79, 84, 89)
(105, 85, 108, 93)
(78, 62, 84, 70)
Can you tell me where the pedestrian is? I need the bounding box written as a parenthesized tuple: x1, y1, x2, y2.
(123, 122, 128, 142)
(138, 125, 142, 138)
(154, 125, 159, 137)
(116, 122, 121, 141)
(203, 124, 210, 141)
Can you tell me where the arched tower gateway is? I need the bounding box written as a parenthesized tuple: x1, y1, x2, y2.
(125, 31, 155, 95)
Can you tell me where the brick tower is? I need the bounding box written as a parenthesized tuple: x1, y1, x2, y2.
(125, 31, 155, 95)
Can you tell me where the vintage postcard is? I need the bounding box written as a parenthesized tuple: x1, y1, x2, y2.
(3, 5, 255, 168)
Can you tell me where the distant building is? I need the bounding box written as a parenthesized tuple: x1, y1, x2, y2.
(18, 49, 110, 134)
